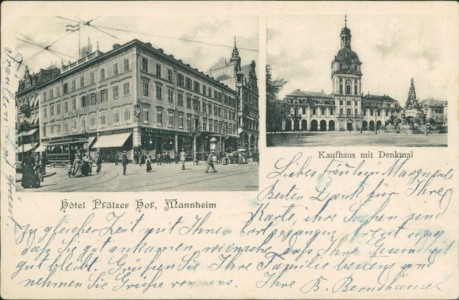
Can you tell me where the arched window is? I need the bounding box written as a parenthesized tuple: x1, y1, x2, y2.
(346, 80, 351, 95)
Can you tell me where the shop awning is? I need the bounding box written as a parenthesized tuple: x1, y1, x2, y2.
(87, 136, 97, 148)
(18, 128, 38, 137)
(19, 143, 38, 152)
(34, 144, 46, 152)
(92, 133, 131, 148)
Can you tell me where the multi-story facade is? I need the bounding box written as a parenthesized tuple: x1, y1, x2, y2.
(17, 39, 258, 163)
(209, 39, 259, 153)
(16, 66, 60, 156)
(420, 98, 448, 125)
(282, 18, 402, 132)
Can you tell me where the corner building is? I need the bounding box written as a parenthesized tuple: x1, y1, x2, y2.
(283, 19, 402, 132)
(34, 39, 257, 162)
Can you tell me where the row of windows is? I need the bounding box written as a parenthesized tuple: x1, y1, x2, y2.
(43, 58, 131, 101)
(42, 83, 131, 118)
(141, 56, 233, 103)
(291, 106, 392, 117)
(338, 78, 359, 95)
(42, 109, 237, 137)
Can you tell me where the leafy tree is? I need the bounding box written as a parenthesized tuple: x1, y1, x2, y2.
(266, 65, 288, 132)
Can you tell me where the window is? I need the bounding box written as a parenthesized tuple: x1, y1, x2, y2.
(90, 72, 95, 84)
(100, 89, 108, 102)
(51, 125, 54, 134)
(203, 101, 207, 114)
(177, 74, 184, 86)
(72, 98, 77, 110)
(370, 110, 374, 116)
(347, 101, 351, 105)
(156, 108, 163, 126)
(124, 109, 131, 121)
(73, 118, 78, 131)
(100, 68, 106, 81)
(56, 103, 61, 114)
(90, 116, 96, 127)
(81, 118, 86, 130)
(340, 100, 343, 105)
(100, 115, 106, 126)
(64, 101, 68, 113)
(156, 64, 161, 77)
(194, 81, 200, 93)
(124, 58, 130, 71)
(347, 108, 352, 115)
(355, 109, 358, 115)
(339, 78, 343, 94)
(186, 95, 192, 108)
(167, 88, 173, 103)
(168, 111, 174, 128)
(43, 107, 47, 118)
(208, 119, 213, 131)
(50, 89, 54, 99)
(71, 80, 76, 91)
(208, 103, 212, 114)
(193, 98, 200, 111)
(50, 104, 54, 116)
(185, 78, 192, 89)
(208, 88, 212, 98)
(213, 105, 217, 116)
(63, 83, 68, 94)
(113, 63, 119, 75)
(90, 93, 96, 105)
(386, 110, 389, 116)
(203, 118, 207, 131)
(142, 81, 149, 96)
(114, 112, 120, 123)
(142, 57, 148, 72)
(186, 114, 192, 130)
(64, 122, 68, 133)
(80, 76, 84, 88)
(340, 108, 343, 114)
(113, 85, 119, 99)
(56, 87, 60, 97)
(167, 69, 173, 81)
(143, 110, 150, 123)
(354, 81, 358, 95)
(178, 113, 184, 128)
(312, 108, 316, 115)
(155, 83, 162, 100)
(177, 92, 183, 106)
(123, 82, 130, 96)
(81, 95, 89, 108)
(346, 80, 351, 95)
(203, 85, 207, 96)
(330, 108, 334, 115)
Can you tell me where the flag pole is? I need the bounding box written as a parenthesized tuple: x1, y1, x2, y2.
(78, 22, 81, 59)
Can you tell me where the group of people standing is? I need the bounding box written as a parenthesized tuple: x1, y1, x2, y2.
(21, 152, 47, 188)
(119, 149, 217, 175)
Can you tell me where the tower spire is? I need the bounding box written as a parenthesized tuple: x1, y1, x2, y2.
(230, 36, 239, 62)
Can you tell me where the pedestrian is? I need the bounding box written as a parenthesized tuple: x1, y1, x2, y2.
(40, 152, 47, 174)
(121, 151, 128, 175)
(146, 152, 152, 172)
(22, 153, 38, 188)
(179, 148, 187, 170)
(157, 152, 162, 165)
(96, 152, 103, 174)
(205, 151, 217, 173)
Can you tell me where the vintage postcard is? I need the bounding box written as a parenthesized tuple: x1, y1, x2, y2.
(1, 1, 458, 299)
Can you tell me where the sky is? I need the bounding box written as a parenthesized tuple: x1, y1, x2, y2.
(12, 15, 258, 80)
(267, 14, 456, 104)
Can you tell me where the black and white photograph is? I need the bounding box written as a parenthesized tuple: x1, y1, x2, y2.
(266, 15, 451, 147)
(13, 15, 259, 192)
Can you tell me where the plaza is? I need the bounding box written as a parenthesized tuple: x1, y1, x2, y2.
(16, 160, 259, 192)
(267, 128, 447, 147)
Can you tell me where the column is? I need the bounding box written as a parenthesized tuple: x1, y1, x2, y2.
(132, 127, 141, 160)
(290, 119, 294, 131)
(174, 132, 178, 154)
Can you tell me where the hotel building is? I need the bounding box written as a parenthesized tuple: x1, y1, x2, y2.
(17, 39, 259, 162)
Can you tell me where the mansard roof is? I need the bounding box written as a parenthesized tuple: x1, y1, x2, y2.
(363, 94, 397, 102)
(286, 89, 333, 98)
(419, 98, 447, 107)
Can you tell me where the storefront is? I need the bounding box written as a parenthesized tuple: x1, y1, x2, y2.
(92, 129, 133, 162)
